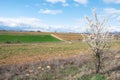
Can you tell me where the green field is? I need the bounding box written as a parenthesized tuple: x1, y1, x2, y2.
(0, 34, 61, 43)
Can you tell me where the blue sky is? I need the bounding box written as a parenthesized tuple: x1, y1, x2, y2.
(0, 0, 120, 32)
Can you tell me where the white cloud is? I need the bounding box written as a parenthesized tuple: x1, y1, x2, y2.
(0, 17, 43, 27)
(0, 17, 51, 31)
(62, 3, 69, 7)
(46, 0, 88, 5)
(46, 0, 66, 4)
(108, 26, 120, 32)
(116, 16, 120, 21)
(103, 0, 120, 4)
(103, 8, 120, 14)
(103, 8, 120, 22)
(74, 8, 120, 33)
(74, 0, 88, 5)
(0, 17, 80, 32)
(99, 8, 120, 32)
(39, 9, 62, 15)
(46, 0, 69, 7)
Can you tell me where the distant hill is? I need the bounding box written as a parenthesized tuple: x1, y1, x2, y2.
(110, 32, 120, 35)
(0, 26, 24, 31)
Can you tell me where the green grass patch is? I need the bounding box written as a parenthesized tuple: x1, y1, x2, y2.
(77, 74, 107, 80)
(60, 65, 79, 76)
(0, 34, 61, 43)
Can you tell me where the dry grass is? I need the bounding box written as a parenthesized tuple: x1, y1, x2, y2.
(0, 53, 91, 80)
(0, 49, 119, 80)
(0, 42, 88, 65)
(53, 33, 83, 41)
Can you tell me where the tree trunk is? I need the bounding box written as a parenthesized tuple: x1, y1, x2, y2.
(96, 53, 101, 73)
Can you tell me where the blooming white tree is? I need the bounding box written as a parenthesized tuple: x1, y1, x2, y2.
(84, 9, 113, 73)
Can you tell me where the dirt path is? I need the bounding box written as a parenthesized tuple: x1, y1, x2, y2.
(51, 34, 65, 41)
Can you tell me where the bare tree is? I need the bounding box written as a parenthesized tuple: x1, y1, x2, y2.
(83, 9, 112, 73)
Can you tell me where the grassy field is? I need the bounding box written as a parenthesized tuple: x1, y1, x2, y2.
(0, 42, 88, 65)
(0, 34, 60, 43)
(0, 31, 119, 65)
(0, 31, 120, 80)
(53, 33, 83, 41)
(0, 41, 119, 80)
(0, 41, 119, 65)
(0, 31, 84, 41)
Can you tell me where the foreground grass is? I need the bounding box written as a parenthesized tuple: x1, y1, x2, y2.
(0, 41, 119, 80)
(0, 54, 90, 80)
(0, 49, 119, 80)
(0, 42, 88, 65)
(0, 41, 119, 65)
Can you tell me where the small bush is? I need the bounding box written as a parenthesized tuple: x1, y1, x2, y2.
(77, 74, 92, 80)
(77, 74, 106, 80)
(5, 41, 11, 44)
(90, 74, 106, 80)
